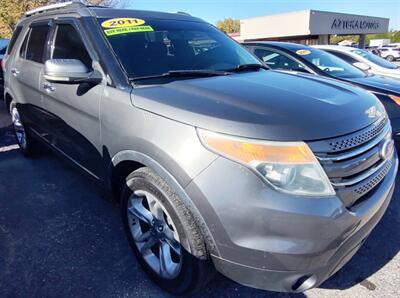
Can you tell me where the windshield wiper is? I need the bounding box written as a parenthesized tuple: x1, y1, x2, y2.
(130, 70, 230, 82)
(228, 64, 269, 72)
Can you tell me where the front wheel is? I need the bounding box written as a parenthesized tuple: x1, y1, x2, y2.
(10, 102, 39, 156)
(121, 167, 214, 295)
(386, 55, 395, 62)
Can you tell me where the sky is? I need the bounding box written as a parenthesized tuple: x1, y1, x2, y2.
(124, 0, 400, 30)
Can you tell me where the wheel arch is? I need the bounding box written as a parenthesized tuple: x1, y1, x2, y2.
(4, 92, 13, 114)
(108, 150, 220, 257)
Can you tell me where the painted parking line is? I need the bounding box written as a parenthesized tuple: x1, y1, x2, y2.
(0, 144, 19, 153)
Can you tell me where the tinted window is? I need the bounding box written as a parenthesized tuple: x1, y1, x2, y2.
(0, 47, 6, 55)
(297, 48, 366, 78)
(351, 49, 398, 69)
(52, 24, 92, 68)
(19, 31, 30, 58)
(6, 26, 22, 54)
(326, 50, 358, 64)
(26, 25, 50, 63)
(254, 48, 305, 70)
(98, 18, 261, 79)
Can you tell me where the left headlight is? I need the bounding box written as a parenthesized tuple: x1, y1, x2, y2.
(197, 129, 335, 196)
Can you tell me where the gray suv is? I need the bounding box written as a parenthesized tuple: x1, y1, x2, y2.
(3, 2, 398, 295)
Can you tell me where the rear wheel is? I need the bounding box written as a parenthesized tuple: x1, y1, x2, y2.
(121, 167, 214, 295)
(386, 55, 395, 62)
(10, 102, 39, 156)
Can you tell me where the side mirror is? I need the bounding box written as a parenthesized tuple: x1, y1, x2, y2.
(44, 59, 102, 84)
(353, 62, 371, 71)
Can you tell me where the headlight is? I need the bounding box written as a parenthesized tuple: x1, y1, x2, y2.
(389, 95, 400, 106)
(198, 129, 335, 196)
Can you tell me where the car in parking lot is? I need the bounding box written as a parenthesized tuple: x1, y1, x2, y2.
(378, 46, 400, 62)
(314, 45, 400, 80)
(0, 38, 10, 99)
(243, 42, 400, 147)
(2, 1, 398, 295)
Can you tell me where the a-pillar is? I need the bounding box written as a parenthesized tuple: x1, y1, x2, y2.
(318, 34, 330, 45)
(359, 34, 366, 48)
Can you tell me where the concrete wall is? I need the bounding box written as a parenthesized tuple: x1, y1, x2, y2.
(239, 10, 389, 41)
(309, 10, 389, 35)
(240, 10, 311, 40)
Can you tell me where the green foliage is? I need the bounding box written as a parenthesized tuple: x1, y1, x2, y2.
(216, 18, 240, 33)
(330, 31, 400, 45)
(0, 0, 120, 38)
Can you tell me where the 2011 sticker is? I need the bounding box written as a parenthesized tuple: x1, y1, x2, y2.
(296, 49, 311, 56)
(101, 18, 146, 28)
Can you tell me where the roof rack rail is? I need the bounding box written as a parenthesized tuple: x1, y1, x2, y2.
(175, 11, 191, 16)
(25, 1, 84, 17)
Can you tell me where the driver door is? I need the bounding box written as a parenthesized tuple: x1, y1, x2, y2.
(40, 20, 106, 179)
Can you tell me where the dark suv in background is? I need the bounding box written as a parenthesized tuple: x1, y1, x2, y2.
(2, 2, 398, 295)
(243, 42, 400, 147)
(0, 38, 10, 99)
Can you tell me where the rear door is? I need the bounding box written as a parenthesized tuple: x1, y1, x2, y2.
(10, 21, 52, 134)
(40, 20, 106, 179)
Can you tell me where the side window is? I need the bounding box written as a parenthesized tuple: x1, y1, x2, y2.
(19, 30, 30, 59)
(25, 25, 50, 63)
(6, 26, 23, 55)
(254, 48, 305, 71)
(326, 51, 358, 64)
(52, 24, 92, 69)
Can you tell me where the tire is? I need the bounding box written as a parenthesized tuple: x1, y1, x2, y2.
(10, 101, 40, 157)
(121, 167, 214, 295)
(386, 55, 394, 62)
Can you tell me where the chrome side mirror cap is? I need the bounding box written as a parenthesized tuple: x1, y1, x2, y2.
(44, 59, 102, 84)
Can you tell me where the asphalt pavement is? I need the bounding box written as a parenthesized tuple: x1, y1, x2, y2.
(0, 100, 399, 298)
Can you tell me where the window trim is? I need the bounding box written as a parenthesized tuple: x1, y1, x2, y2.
(19, 28, 31, 60)
(50, 19, 96, 66)
(6, 25, 23, 55)
(253, 46, 314, 74)
(22, 20, 53, 64)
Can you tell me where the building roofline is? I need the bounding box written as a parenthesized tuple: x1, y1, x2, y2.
(241, 9, 389, 22)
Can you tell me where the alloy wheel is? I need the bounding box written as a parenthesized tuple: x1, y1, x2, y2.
(127, 190, 182, 279)
(11, 107, 27, 150)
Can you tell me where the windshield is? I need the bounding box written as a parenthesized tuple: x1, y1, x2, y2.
(98, 18, 261, 79)
(351, 49, 398, 69)
(297, 48, 367, 78)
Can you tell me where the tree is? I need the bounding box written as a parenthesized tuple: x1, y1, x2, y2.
(0, 0, 120, 38)
(216, 18, 240, 34)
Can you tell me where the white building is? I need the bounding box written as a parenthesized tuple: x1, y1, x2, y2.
(232, 10, 389, 47)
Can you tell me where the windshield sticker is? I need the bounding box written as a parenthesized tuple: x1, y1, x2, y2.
(101, 18, 146, 28)
(104, 25, 154, 36)
(296, 49, 311, 56)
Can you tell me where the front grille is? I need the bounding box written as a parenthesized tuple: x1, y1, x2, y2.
(308, 117, 394, 208)
(328, 117, 386, 152)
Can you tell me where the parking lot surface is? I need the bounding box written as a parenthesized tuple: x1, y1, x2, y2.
(0, 100, 399, 297)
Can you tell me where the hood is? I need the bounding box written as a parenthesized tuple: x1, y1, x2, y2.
(347, 75, 400, 96)
(130, 70, 384, 141)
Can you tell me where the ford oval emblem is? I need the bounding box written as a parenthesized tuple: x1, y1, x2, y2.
(365, 106, 383, 118)
(380, 139, 394, 160)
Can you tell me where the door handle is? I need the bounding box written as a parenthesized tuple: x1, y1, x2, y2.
(43, 82, 56, 93)
(11, 68, 20, 77)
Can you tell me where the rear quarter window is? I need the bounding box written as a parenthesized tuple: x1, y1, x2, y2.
(6, 26, 23, 55)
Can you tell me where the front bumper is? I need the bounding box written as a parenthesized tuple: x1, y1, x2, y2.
(185, 152, 398, 292)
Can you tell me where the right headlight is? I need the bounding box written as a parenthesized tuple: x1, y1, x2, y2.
(198, 129, 335, 196)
